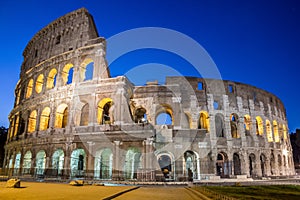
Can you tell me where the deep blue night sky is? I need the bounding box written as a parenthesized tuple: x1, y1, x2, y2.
(0, 0, 299, 132)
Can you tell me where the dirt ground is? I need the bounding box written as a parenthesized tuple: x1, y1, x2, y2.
(0, 182, 204, 200)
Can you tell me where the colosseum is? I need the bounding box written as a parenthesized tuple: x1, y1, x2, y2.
(3, 8, 295, 182)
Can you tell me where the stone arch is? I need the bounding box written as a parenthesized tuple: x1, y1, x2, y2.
(97, 98, 113, 124)
(273, 120, 279, 142)
(244, 114, 251, 135)
(55, 104, 68, 128)
(198, 111, 210, 131)
(70, 148, 86, 177)
(270, 152, 275, 175)
(278, 154, 282, 175)
(183, 150, 199, 181)
(215, 113, 225, 137)
(216, 152, 230, 178)
(94, 148, 113, 179)
(26, 79, 34, 99)
(266, 120, 273, 142)
(134, 107, 147, 123)
(249, 153, 256, 177)
(35, 74, 44, 94)
(28, 110, 37, 133)
(80, 103, 89, 126)
(233, 153, 241, 175)
(157, 152, 174, 179)
(46, 68, 57, 89)
(256, 116, 263, 136)
(124, 147, 141, 180)
(230, 113, 239, 138)
(260, 154, 267, 177)
(52, 149, 64, 176)
(62, 63, 74, 85)
(283, 124, 287, 140)
(39, 107, 50, 131)
(155, 104, 173, 125)
(80, 58, 94, 81)
(14, 151, 22, 175)
(36, 150, 46, 175)
(22, 151, 32, 174)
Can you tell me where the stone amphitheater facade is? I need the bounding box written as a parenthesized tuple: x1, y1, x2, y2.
(3, 8, 295, 181)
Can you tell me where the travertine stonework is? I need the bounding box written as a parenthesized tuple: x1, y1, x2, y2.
(4, 8, 294, 181)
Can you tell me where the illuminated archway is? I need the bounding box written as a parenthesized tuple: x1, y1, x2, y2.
(198, 111, 210, 131)
(256, 116, 263, 136)
(70, 148, 86, 177)
(62, 63, 74, 85)
(80, 58, 94, 81)
(14, 151, 21, 175)
(134, 107, 147, 123)
(230, 113, 239, 138)
(55, 104, 68, 128)
(46, 68, 57, 89)
(124, 147, 141, 179)
(39, 107, 50, 131)
(27, 110, 37, 133)
(36, 150, 46, 175)
(97, 98, 113, 124)
(26, 79, 33, 98)
(283, 124, 287, 140)
(266, 120, 273, 142)
(22, 151, 32, 174)
(273, 120, 279, 142)
(52, 149, 64, 176)
(35, 74, 44, 94)
(94, 148, 113, 179)
(244, 115, 251, 135)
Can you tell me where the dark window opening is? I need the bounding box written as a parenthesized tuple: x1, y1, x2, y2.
(56, 35, 61, 45)
(35, 49, 38, 58)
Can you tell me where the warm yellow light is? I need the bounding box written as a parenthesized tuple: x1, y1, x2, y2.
(282, 149, 288, 156)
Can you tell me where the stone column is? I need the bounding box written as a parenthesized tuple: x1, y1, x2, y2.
(86, 141, 95, 179)
(112, 141, 122, 180)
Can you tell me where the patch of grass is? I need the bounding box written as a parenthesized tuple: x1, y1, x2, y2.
(194, 185, 300, 200)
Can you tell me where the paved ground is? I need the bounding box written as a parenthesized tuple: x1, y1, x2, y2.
(0, 182, 209, 200)
(114, 186, 208, 200)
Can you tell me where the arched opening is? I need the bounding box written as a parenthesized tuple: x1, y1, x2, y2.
(98, 98, 113, 124)
(36, 150, 46, 175)
(27, 110, 37, 133)
(158, 154, 172, 179)
(184, 151, 198, 181)
(70, 149, 86, 177)
(244, 115, 251, 135)
(283, 124, 287, 141)
(52, 149, 64, 176)
(266, 120, 273, 142)
(230, 113, 239, 138)
(278, 155, 282, 175)
(198, 111, 210, 131)
(35, 74, 44, 94)
(46, 68, 57, 89)
(55, 104, 68, 128)
(80, 58, 94, 81)
(94, 148, 113, 179)
(80, 103, 89, 126)
(270, 153, 275, 175)
(22, 151, 32, 174)
(124, 147, 141, 180)
(256, 116, 263, 136)
(233, 153, 241, 175)
(26, 79, 33, 98)
(216, 152, 230, 178)
(215, 114, 225, 137)
(273, 120, 279, 142)
(39, 107, 50, 131)
(14, 152, 21, 175)
(249, 153, 256, 177)
(155, 104, 173, 125)
(260, 154, 266, 177)
(62, 63, 74, 85)
(134, 107, 147, 123)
